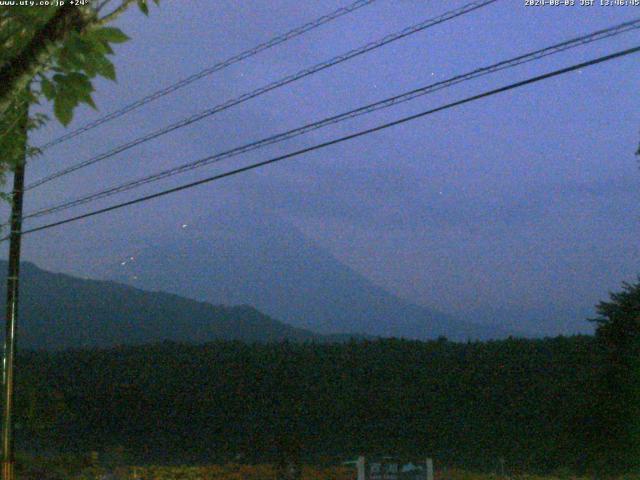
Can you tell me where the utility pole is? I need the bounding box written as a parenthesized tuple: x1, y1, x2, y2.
(1, 96, 28, 480)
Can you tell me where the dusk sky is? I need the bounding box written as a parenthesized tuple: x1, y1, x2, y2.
(4, 0, 639, 336)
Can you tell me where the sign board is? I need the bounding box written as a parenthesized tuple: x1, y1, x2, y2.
(357, 456, 433, 480)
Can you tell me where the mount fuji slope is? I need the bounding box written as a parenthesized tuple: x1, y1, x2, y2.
(104, 210, 515, 341)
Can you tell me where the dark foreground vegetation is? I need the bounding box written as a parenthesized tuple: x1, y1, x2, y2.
(3, 335, 622, 474)
(10, 278, 640, 476)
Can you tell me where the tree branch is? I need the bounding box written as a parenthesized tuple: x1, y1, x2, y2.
(94, 0, 136, 26)
(95, 0, 114, 14)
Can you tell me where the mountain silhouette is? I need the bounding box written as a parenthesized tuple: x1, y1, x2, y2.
(102, 209, 515, 340)
(0, 260, 355, 350)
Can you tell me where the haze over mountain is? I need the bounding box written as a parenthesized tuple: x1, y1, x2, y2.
(0, 260, 352, 350)
(99, 209, 517, 341)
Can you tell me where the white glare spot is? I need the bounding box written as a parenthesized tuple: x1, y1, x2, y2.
(120, 261, 126, 266)
(181, 223, 188, 229)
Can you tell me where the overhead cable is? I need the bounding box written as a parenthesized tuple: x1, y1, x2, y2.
(10, 44, 639, 240)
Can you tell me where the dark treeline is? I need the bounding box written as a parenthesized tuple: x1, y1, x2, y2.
(13, 335, 609, 473)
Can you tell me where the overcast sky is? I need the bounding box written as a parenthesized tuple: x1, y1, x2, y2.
(4, 0, 639, 334)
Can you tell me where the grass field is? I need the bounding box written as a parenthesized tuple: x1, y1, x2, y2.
(121, 464, 354, 480)
(17, 457, 640, 480)
(116, 465, 640, 480)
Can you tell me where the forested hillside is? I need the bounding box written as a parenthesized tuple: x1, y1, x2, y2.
(15, 336, 603, 473)
(0, 261, 360, 348)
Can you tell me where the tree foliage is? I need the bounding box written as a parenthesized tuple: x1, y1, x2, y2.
(588, 278, 640, 473)
(14, 336, 602, 474)
(0, 0, 158, 186)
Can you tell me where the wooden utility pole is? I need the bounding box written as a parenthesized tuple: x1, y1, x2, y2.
(1, 96, 28, 480)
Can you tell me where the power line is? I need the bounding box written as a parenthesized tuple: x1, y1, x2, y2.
(36, 0, 378, 151)
(28, 0, 496, 188)
(26, 0, 499, 190)
(21, 18, 640, 221)
(9, 45, 639, 241)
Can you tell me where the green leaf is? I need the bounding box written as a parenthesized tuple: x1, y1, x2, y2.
(53, 73, 93, 99)
(77, 91, 97, 110)
(53, 95, 75, 126)
(102, 41, 115, 55)
(27, 113, 49, 131)
(137, 0, 149, 16)
(26, 145, 43, 158)
(57, 32, 90, 69)
(83, 66, 98, 78)
(80, 55, 99, 78)
(90, 27, 129, 44)
(86, 36, 114, 55)
(66, 72, 92, 85)
(91, 55, 116, 81)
